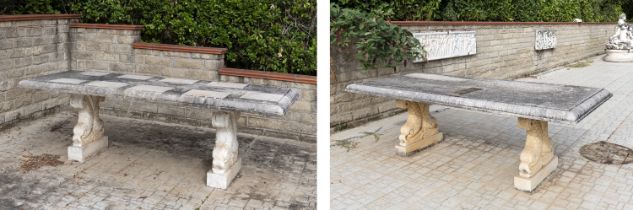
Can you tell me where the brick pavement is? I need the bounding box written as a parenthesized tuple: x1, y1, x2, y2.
(331, 56, 633, 210)
(0, 112, 316, 210)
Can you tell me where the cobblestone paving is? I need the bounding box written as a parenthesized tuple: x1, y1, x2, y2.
(0, 112, 316, 210)
(331, 56, 633, 210)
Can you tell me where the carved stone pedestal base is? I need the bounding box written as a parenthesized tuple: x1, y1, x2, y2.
(515, 117, 557, 192)
(514, 156, 558, 192)
(207, 158, 242, 189)
(604, 49, 633, 62)
(68, 94, 107, 162)
(395, 100, 444, 157)
(68, 136, 109, 162)
(208, 111, 241, 189)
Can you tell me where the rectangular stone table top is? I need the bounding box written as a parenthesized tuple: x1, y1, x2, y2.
(346, 73, 612, 123)
(19, 71, 300, 116)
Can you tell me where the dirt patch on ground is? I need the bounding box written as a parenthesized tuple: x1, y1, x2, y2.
(20, 154, 64, 172)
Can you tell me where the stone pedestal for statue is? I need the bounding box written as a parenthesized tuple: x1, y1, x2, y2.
(604, 49, 633, 62)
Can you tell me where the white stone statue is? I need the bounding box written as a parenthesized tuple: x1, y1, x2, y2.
(606, 13, 633, 50)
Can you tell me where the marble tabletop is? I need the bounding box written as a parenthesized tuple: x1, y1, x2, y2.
(346, 73, 612, 123)
(19, 71, 300, 116)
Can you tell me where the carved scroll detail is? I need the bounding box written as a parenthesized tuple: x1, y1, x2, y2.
(517, 118, 554, 178)
(70, 95, 105, 147)
(211, 112, 239, 174)
(395, 100, 443, 156)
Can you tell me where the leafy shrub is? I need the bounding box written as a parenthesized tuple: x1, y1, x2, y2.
(2, 0, 316, 75)
(333, 0, 625, 22)
(331, 0, 442, 20)
(331, 4, 424, 69)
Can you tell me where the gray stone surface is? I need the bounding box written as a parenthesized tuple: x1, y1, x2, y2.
(346, 73, 611, 123)
(19, 71, 300, 116)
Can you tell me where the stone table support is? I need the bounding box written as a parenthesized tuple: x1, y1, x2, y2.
(207, 111, 241, 189)
(395, 100, 444, 156)
(514, 117, 558, 192)
(68, 94, 109, 162)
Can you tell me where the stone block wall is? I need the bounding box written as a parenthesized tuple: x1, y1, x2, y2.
(331, 21, 615, 130)
(0, 15, 79, 129)
(220, 68, 317, 142)
(69, 24, 315, 142)
(69, 23, 143, 73)
(0, 16, 316, 142)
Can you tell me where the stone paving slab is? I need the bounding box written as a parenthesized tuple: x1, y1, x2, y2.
(332, 56, 633, 210)
(0, 112, 316, 210)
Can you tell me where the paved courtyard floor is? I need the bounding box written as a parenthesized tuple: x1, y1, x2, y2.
(0, 112, 316, 209)
(331, 56, 633, 210)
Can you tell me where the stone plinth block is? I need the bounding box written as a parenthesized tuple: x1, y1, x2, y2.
(514, 156, 558, 192)
(207, 158, 241, 189)
(395, 100, 444, 156)
(604, 50, 633, 62)
(67, 136, 109, 162)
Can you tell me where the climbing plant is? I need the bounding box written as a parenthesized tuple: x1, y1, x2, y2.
(331, 4, 425, 69)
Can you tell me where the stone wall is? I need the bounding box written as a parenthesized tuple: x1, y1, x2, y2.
(220, 68, 316, 142)
(0, 15, 79, 129)
(69, 24, 315, 142)
(331, 21, 615, 129)
(0, 16, 315, 142)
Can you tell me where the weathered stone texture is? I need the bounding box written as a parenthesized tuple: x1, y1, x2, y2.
(332, 23, 614, 129)
(0, 18, 76, 127)
(2, 18, 313, 142)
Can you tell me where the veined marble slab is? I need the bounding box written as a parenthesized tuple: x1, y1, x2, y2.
(535, 30, 557, 50)
(346, 73, 611, 123)
(413, 31, 477, 62)
(19, 71, 300, 116)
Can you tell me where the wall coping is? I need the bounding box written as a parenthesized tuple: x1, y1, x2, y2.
(219, 68, 316, 85)
(391, 20, 615, 26)
(133, 42, 227, 55)
(70, 23, 144, 30)
(0, 14, 80, 22)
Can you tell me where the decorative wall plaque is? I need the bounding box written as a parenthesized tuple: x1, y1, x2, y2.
(535, 30, 557, 50)
(412, 31, 477, 62)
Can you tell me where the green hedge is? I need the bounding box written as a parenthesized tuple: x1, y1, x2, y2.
(1, 0, 316, 75)
(332, 0, 626, 22)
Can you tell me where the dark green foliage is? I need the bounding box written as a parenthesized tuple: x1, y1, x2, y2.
(331, 4, 424, 69)
(625, 0, 633, 17)
(2, 0, 316, 75)
(333, 0, 625, 22)
(332, 0, 442, 20)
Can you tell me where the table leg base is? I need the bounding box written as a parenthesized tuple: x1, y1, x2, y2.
(395, 132, 444, 157)
(68, 136, 109, 162)
(207, 158, 242, 189)
(514, 156, 558, 192)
